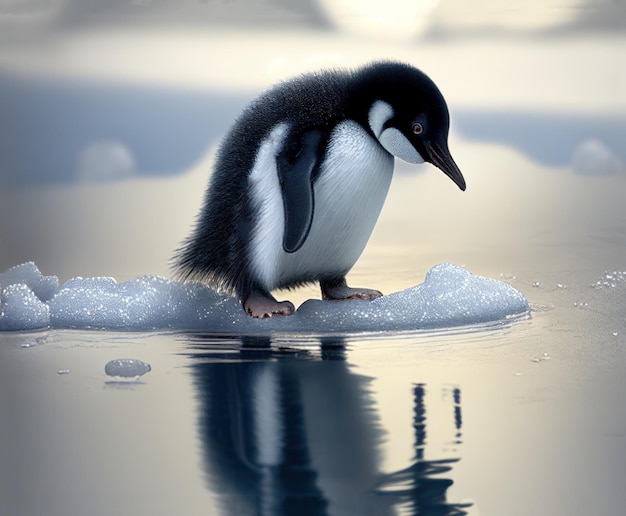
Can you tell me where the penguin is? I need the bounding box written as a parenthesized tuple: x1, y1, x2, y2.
(173, 61, 465, 318)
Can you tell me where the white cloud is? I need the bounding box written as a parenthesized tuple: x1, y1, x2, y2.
(76, 140, 136, 183)
(571, 138, 624, 176)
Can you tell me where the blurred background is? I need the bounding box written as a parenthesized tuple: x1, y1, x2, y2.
(0, 0, 624, 293)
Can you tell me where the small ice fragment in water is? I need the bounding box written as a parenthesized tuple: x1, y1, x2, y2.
(612, 332, 619, 337)
(592, 270, 626, 289)
(105, 359, 151, 378)
(21, 336, 48, 348)
(531, 352, 551, 363)
(573, 302, 588, 309)
(557, 283, 567, 289)
(532, 282, 540, 288)
(57, 369, 70, 375)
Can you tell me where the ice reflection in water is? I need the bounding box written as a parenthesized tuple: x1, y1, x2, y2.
(187, 335, 472, 515)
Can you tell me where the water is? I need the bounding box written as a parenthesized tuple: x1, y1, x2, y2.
(2, 248, 625, 516)
(1, 5, 626, 515)
(2, 291, 625, 515)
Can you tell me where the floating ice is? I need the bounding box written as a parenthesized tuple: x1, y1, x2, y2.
(0, 283, 50, 331)
(289, 263, 530, 332)
(0, 262, 530, 333)
(592, 270, 626, 289)
(0, 262, 59, 302)
(571, 139, 624, 176)
(48, 274, 236, 330)
(531, 353, 551, 363)
(105, 359, 152, 378)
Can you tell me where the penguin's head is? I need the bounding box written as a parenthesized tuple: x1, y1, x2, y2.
(362, 62, 466, 191)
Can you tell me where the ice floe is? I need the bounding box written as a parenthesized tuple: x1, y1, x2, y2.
(0, 262, 530, 333)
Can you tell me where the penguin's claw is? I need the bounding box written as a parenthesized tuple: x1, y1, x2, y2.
(323, 288, 383, 301)
(320, 278, 383, 301)
(244, 292, 295, 319)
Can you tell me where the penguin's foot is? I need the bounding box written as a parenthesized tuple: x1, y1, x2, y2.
(243, 291, 295, 319)
(320, 277, 383, 301)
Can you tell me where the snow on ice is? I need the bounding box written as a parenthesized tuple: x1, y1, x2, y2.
(0, 262, 530, 333)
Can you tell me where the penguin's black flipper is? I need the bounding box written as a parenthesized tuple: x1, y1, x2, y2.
(277, 128, 324, 253)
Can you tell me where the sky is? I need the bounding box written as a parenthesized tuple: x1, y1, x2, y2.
(0, 0, 624, 281)
(1, 0, 625, 44)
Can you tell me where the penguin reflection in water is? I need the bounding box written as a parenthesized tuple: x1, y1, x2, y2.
(174, 61, 465, 318)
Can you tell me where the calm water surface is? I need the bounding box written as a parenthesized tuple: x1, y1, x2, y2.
(2, 242, 626, 515)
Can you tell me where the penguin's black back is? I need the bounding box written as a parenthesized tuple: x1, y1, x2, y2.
(173, 69, 353, 297)
(173, 61, 434, 299)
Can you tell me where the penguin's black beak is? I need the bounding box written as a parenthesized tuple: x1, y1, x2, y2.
(426, 142, 466, 191)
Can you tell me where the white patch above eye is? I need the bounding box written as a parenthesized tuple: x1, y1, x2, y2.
(368, 100, 424, 164)
(379, 128, 424, 164)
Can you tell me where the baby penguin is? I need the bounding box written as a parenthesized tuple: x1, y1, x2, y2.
(174, 61, 465, 318)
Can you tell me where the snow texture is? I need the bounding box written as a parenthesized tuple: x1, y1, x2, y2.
(0, 262, 529, 333)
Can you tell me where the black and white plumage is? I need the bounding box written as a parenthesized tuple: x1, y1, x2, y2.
(173, 61, 465, 318)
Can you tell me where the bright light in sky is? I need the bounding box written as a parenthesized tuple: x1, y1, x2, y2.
(318, 0, 441, 39)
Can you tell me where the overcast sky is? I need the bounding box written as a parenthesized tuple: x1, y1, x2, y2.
(1, 0, 625, 43)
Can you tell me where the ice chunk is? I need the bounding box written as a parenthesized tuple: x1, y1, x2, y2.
(48, 273, 243, 331)
(290, 263, 529, 332)
(0, 262, 59, 302)
(1, 262, 529, 333)
(571, 139, 624, 176)
(0, 263, 56, 329)
(105, 359, 151, 378)
(49, 276, 125, 329)
(118, 275, 238, 330)
(0, 283, 51, 331)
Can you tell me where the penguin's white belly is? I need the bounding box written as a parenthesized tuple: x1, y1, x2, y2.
(248, 121, 394, 290)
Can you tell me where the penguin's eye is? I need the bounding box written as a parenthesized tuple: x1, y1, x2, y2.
(411, 122, 424, 135)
